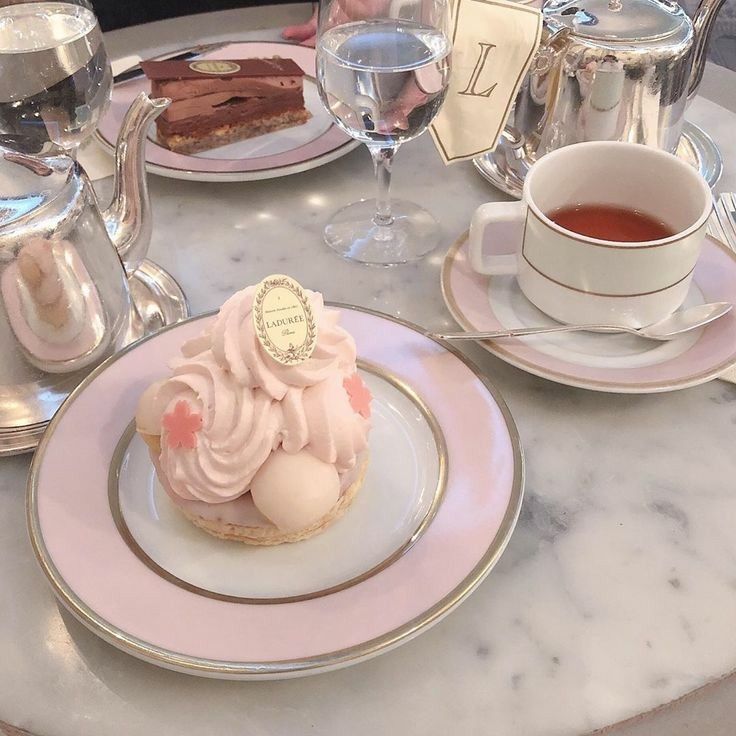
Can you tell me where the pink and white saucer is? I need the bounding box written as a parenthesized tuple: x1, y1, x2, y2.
(442, 233, 736, 393)
(27, 306, 523, 679)
(96, 41, 359, 182)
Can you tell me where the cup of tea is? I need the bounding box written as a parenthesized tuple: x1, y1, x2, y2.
(469, 141, 713, 327)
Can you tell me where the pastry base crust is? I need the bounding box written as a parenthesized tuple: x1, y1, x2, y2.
(139, 431, 368, 545)
(158, 108, 311, 154)
(183, 454, 367, 545)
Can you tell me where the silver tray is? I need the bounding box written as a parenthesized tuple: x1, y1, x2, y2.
(473, 121, 723, 198)
(0, 259, 189, 456)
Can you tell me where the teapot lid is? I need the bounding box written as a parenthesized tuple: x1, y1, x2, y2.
(0, 148, 74, 228)
(544, 0, 689, 42)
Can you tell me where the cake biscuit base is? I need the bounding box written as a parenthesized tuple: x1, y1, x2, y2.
(158, 108, 312, 154)
(183, 454, 367, 545)
(139, 431, 368, 545)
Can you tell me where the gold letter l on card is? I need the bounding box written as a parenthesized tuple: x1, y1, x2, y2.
(458, 42, 497, 98)
(429, 0, 542, 164)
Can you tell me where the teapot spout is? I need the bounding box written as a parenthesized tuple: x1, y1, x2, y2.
(688, 0, 727, 98)
(103, 93, 169, 276)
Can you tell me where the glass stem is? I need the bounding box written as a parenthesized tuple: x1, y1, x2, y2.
(369, 144, 397, 228)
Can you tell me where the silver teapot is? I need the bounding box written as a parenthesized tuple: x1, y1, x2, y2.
(511, 0, 725, 160)
(0, 93, 168, 453)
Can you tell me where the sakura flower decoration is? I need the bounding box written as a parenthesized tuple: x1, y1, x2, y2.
(343, 373, 371, 419)
(162, 400, 203, 449)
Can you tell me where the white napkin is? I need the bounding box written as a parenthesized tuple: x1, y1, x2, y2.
(429, 0, 541, 163)
(77, 55, 141, 181)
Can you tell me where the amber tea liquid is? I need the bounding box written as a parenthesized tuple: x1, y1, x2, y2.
(548, 204, 675, 243)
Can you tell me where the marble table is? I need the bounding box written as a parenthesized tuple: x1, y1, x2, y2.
(2, 7, 736, 736)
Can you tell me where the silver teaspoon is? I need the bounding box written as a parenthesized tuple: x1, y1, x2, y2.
(433, 302, 733, 342)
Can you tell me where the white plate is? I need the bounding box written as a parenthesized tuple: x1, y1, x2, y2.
(114, 366, 443, 601)
(442, 233, 736, 393)
(29, 305, 523, 678)
(96, 41, 360, 182)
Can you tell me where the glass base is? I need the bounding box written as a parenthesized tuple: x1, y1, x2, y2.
(324, 199, 440, 266)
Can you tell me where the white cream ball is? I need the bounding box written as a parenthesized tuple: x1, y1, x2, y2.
(135, 380, 166, 435)
(250, 449, 340, 532)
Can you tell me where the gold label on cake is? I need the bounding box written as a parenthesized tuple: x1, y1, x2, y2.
(253, 275, 317, 365)
(189, 60, 241, 75)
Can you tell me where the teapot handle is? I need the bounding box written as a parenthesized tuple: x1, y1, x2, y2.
(688, 0, 727, 99)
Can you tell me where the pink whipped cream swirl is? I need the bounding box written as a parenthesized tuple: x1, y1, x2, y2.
(137, 287, 370, 504)
(209, 286, 357, 399)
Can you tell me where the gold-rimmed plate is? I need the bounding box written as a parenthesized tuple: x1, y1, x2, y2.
(96, 41, 360, 183)
(442, 232, 736, 393)
(27, 305, 523, 679)
(109, 359, 447, 605)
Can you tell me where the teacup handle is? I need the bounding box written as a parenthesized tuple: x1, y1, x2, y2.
(469, 201, 525, 275)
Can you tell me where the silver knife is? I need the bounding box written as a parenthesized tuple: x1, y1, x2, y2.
(113, 41, 233, 84)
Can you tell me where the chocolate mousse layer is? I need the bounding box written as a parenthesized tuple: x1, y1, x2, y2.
(157, 91, 305, 136)
(141, 57, 311, 154)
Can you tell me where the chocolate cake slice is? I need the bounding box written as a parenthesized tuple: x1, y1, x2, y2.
(141, 57, 312, 154)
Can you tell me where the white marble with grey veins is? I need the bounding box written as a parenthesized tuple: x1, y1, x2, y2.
(2, 11, 736, 736)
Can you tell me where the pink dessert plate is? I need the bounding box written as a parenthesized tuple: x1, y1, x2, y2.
(442, 232, 736, 393)
(96, 41, 359, 182)
(27, 305, 523, 679)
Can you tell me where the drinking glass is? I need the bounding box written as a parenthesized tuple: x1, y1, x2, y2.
(0, 0, 112, 156)
(316, 0, 451, 265)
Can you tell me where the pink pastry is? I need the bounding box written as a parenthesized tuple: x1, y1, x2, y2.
(135, 284, 371, 544)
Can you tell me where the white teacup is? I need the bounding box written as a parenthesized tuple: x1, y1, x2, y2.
(469, 141, 713, 327)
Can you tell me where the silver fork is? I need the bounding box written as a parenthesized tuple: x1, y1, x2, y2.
(704, 193, 736, 385)
(708, 193, 736, 251)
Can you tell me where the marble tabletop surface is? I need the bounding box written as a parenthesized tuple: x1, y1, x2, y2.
(2, 7, 736, 736)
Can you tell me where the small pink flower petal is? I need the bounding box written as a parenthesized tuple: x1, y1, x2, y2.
(162, 400, 203, 450)
(343, 373, 371, 419)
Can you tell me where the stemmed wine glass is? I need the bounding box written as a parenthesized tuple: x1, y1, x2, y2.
(316, 0, 451, 265)
(0, 0, 112, 156)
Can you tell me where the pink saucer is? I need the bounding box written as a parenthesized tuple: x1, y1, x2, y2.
(28, 306, 523, 678)
(442, 233, 736, 393)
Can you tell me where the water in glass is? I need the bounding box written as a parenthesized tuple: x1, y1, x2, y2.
(315, 0, 452, 266)
(0, 1, 111, 154)
(318, 19, 450, 147)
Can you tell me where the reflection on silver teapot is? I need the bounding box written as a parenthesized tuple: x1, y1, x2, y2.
(511, 0, 726, 160)
(0, 93, 169, 448)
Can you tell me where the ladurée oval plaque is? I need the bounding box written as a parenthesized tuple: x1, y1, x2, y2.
(253, 275, 317, 365)
(189, 60, 241, 75)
